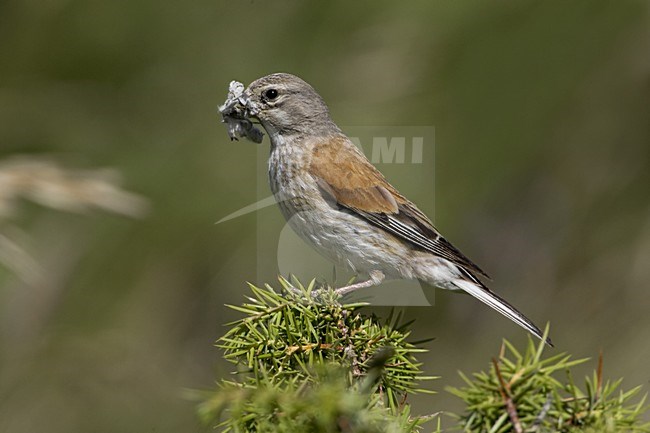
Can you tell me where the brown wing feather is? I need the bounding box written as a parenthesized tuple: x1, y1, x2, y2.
(309, 136, 490, 279)
(310, 137, 402, 213)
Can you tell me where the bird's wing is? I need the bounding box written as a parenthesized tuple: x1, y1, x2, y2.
(309, 137, 553, 346)
(309, 137, 489, 278)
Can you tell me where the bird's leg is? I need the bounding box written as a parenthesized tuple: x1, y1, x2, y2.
(335, 270, 385, 296)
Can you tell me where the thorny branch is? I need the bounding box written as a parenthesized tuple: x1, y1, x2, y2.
(492, 357, 523, 433)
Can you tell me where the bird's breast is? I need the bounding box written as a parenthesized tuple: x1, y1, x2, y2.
(268, 143, 322, 217)
(266, 140, 416, 278)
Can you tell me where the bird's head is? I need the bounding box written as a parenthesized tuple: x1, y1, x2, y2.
(243, 73, 339, 139)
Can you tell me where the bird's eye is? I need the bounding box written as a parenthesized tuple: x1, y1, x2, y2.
(264, 88, 279, 100)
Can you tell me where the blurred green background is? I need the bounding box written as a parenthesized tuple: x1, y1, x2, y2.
(1, 1, 648, 431)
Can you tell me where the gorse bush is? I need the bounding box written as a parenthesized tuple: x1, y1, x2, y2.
(199, 279, 649, 433)
(199, 366, 437, 433)
(199, 277, 438, 432)
(448, 336, 650, 433)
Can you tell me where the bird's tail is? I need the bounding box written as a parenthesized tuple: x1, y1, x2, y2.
(452, 278, 553, 347)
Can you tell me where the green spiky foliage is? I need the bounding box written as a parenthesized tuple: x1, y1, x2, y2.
(447, 328, 650, 433)
(198, 279, 649, 433)
(200, 278, 438, 432)
(198, 365, 440, 433)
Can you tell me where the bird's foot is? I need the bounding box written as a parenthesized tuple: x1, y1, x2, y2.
(334, 271, 385, 296)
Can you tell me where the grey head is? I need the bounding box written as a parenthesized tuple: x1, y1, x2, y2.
(244, 73, 341, 140)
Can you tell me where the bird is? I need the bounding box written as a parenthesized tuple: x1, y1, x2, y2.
(223, 72, 551, 346)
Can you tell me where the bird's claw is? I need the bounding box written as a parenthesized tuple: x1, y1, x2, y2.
(335, 271, 385, 297)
